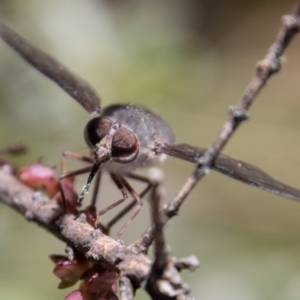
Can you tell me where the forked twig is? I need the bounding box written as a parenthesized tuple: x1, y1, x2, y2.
(133, 2, 300, 253)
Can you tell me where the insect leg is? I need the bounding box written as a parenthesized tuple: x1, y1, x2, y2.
(105, 173, 155, 232)
(58, 151, 94, 212)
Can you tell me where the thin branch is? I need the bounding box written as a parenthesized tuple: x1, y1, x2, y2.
(0, 166, 152, 284)
(173, 255, 200, 272)
(150, 170, 169, 275)
(0, 168, 191, 299)
(133, 2, 300, 253)
(119, 276, 134, 300)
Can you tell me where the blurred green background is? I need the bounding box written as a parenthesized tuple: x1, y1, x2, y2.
(1, 0, 300, 299)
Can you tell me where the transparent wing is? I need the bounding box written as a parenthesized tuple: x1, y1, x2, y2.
(0, 22, 101, 115)
(160, 143, 300, 202)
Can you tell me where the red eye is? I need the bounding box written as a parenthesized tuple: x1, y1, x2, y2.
(84, 117, 113, 147)
(111, 128, 139, 162)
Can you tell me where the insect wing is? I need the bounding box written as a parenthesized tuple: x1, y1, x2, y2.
(160, 143, 300, 202)
(0, 23, 101, 115)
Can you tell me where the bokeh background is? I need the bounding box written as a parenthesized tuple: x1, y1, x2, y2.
(1, 0, 300, 299)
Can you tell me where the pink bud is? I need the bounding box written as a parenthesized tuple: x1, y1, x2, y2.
(50, 254, 91, 289)
(18, 163, 59, 196)
(99, 290, 118, 300)
(65, 290, 84, 300)
(65, 289, 118, 300)
(81, 265, 119, 298)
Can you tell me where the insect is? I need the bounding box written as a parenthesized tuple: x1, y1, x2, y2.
(1, 22, 300, 237)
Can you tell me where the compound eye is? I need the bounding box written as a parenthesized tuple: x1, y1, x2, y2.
(84, 117, 113, 147)
(111, 127, 139, 163)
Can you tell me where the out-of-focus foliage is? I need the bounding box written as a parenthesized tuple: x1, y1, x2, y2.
(1, 1, 300, 299)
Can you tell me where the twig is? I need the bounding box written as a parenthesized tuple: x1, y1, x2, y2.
(173, 255, 200, 272)
(133, 2, 300, 253)
(150, 169, 169, 275)
(119, 276, 134, 300)
(0, 168, 192, 299)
